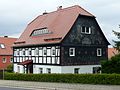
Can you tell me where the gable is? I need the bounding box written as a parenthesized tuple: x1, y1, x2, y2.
(62, 15, 110, 46)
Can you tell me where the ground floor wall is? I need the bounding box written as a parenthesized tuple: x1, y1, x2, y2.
(13, 64, 101, 74)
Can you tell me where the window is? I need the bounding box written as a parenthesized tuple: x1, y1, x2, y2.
(52, 47, 56, 55)
(31, 28, 52, 36)
(0, 44, 5, 48)
(2, 57, 6, 63)
(35, 48, 39, 55)
(17, 51, 19, 55)
(23, 50, 25, 55)
(97, 48, 102, 56)
(46, 68, 51, 74)
(29, 50, 32, 55)
(81, 26, 91, 34)
(10, 58, 13, 63)
(93, 67, 101, 74)
(69, 48, 75, 56)
(39, 68, 43, 74)
(74, 68, 79, 74)
(43, 48, 47, 55)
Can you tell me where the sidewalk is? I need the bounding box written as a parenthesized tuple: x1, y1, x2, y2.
(0, 80, 120, 90)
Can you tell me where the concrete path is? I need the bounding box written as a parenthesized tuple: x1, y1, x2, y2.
(0, 80, 120, 90)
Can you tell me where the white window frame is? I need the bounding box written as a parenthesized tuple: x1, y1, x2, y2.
(97, 48, 102, 56)
(46, 68, 51, 74)
(81, 26, 91, 34)
(2, 57, 6, 63)
(10, 58, 13, 63)
(69, 48, 75, 56)
(39, 68, 43, 74)
(0, 44, 5, 49)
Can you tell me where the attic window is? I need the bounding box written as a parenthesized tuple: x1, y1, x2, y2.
(81, 26, 91, 34)
(0, 44, 5, 49)
(31, 28, 52, 36)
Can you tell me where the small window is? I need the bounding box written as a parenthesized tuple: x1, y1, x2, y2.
(47, 68, 51, 74)
(17, 51, 19, 55)
(23, 50, 25, 55)
(0, 44, 5, 49)
(29, 50, 32, 55)
(52, 47, 56, 55)
(97, 48, 102, 56)
(35, 48, 39, 55)
(39, 68, 43, 74)
(69, 48, 75, 56)
(81, 26, 85, 33)
(2, 57, 6, 63)
(74, 68, 79, 74)
(10, 58, 13, 63)
(43, 48, 47, 55)
(81, 26, 91, 34)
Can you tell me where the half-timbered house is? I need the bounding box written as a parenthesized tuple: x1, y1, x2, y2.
(13, 5, 110, 74)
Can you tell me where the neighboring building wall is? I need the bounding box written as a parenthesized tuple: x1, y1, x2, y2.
(0, 55, 13, 69)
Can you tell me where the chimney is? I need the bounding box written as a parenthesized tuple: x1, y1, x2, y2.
(4, 36, 8, 38)
(57, 6, 62, 10)
(43, 10, 48, 15)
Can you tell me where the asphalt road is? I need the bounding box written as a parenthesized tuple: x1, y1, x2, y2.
(0, 87, 31, 90)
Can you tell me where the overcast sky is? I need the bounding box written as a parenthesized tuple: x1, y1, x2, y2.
(0, 0, 120, 45)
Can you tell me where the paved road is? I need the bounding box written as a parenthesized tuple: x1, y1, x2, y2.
(0, 80, 120, 90)
(0, 87, 30, 90)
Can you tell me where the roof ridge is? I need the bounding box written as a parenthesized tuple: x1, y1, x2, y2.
(28, 5, 94, 25)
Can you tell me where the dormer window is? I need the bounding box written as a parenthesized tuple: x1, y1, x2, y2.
(81, 26, 91, 34)
(31, 27, 52, 36)
(0, 44, 5, 49)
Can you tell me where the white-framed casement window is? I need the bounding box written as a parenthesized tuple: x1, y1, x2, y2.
(0, 44, 5, 49)
(43, 47, 47, 56)
(2, 57, 6, 63)
(69, 48, 75, 56)
(46, 68, 51, 74)
(10, 58, 13, 63)
(74, 68, 80, 74)
(35, 48, 39, 55)
(39, 68, 43, 74)
(97, 48, 102, 56)
(52, 47, 56, 55)
(81, 26, 91, 34)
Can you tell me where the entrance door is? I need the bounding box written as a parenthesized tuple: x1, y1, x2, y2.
(27, 64, 33, 73)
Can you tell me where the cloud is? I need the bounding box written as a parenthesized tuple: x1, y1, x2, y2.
(0, 0, 120, 45)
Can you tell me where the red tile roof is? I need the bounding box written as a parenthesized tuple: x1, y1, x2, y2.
(13, 5, 94, 47)
(0, 37, 17, 55)
(108, 48, 119, 59)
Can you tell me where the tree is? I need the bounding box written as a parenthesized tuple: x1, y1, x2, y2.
(113, 27, 120, 53)
(101, 54, 120, 73)
(6, 64, 13, 73)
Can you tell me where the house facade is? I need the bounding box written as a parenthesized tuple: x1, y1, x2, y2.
(13, 5, 110, 74)
(0, 36, 17, 70)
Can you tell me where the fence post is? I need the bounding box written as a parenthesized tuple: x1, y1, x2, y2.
(3, 69, 4, 80)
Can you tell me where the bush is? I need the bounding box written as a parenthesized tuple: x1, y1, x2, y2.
(101, 54, 120, 74)
(4, 73, 120, 85)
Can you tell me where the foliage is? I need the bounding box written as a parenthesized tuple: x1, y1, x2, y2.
(6, 64, 13, 73)
(4, 73, 120, 85)
(101, 54, 120, 74)
(113, 30, 120, 52)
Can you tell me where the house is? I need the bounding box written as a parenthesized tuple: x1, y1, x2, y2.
(108, 48, 118, 59)
(13, 5, 110, 74)
(0, 36, 17, 70)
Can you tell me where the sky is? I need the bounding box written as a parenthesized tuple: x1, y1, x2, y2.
(0, 0, 120, 46)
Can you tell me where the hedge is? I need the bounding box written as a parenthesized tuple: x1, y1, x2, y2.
(4, 73, 120, 85)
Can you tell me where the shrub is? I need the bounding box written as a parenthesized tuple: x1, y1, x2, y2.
(4, 73, 120, 85)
